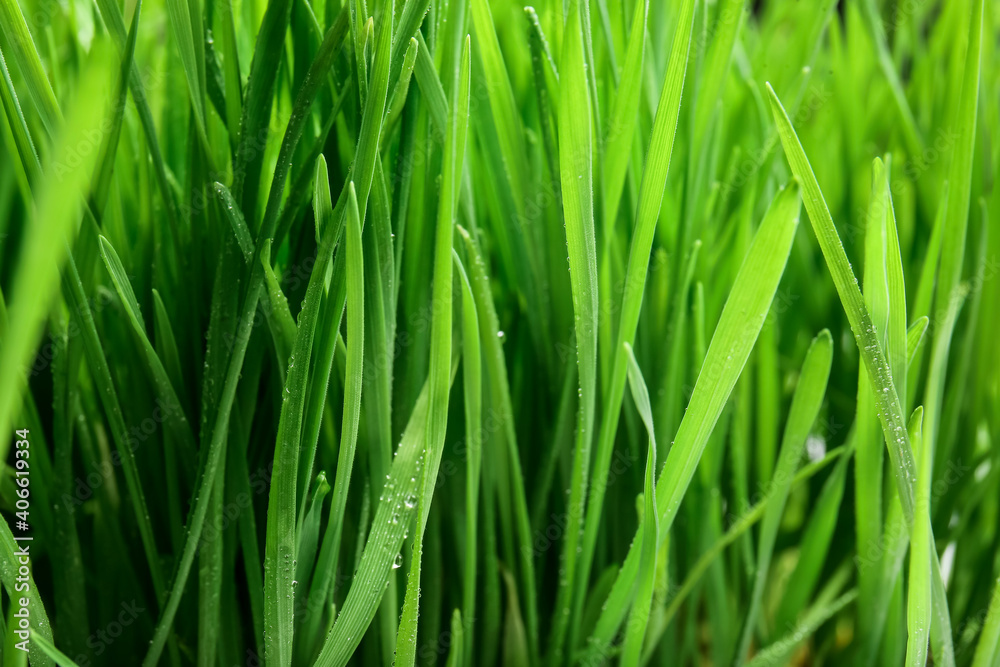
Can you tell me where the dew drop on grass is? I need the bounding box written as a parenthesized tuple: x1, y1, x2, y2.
(392, 553, 403, 569)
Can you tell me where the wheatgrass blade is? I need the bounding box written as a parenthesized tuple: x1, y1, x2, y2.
(582, 181, 801, 660)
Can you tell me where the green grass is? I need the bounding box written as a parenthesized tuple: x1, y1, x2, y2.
(0, 0, 999, 666)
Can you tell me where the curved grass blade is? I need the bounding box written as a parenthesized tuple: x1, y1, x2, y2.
(620, 343, 657, 667)
(582, 181, 801, 660)
(313, 373, 442, 667)
(767, 83, 918, 521)
(733, 330, 833, 665)
(98, 235, 198, 478)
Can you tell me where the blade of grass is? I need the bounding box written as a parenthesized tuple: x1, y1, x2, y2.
(906, 407, 931, 667)
(299, 173, 362, 657)
(214, 182, 255, 262)
(455, 250, 482, 666)
(572, 0, 697, 647)
(644, 445, 845, 660)
(855, 157, 893, 657)
(395, 33, 470, 667)
(601, 0, 647, 230)
(0, 49, 110, 464)
(457, 223, 540, 662)
(90, 0, 140, 214)
(164, 0, 208, 148)
(733, 329, 833, 665)
(98, 235, 198, 478)
(142, 4, 376, 660)
(0, 0, 61, 134)
(620, 343, 658, 667)
(767, 83, 918, 522)
(971, 577, 1000, 667)
(262, 164, 358, 666)
(547, 0, 598, 660)
(582, 180, 801, 661)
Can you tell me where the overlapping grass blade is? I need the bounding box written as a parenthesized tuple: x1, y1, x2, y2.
(768, 81, 963, 667)
(746, 587, 857, 667)
(0, 49, 110, 464)
(620, 343, 657, 667)
(164, 0, 207, 147)
(906, 407, 931, 667)
(98, 235, 198, 477)
(548, 0, 598, 660)
(733, 329, 833, 664)
(395, 33, 470, 667)
(457, 223, 540, 661)
(313, 372, 442, 667)
(855, 157, 893, 657)
(572, 0, 697, 644)
(767, 84, 917, 521)
(582, 181, 801, 660)
(601, 0, 647, 229)
(455, 251, 482, 665)
(0, 0, 61, 134)
(142, 2, 380, 660)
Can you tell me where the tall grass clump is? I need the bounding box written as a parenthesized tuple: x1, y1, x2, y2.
(0, 0, 998, 665)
